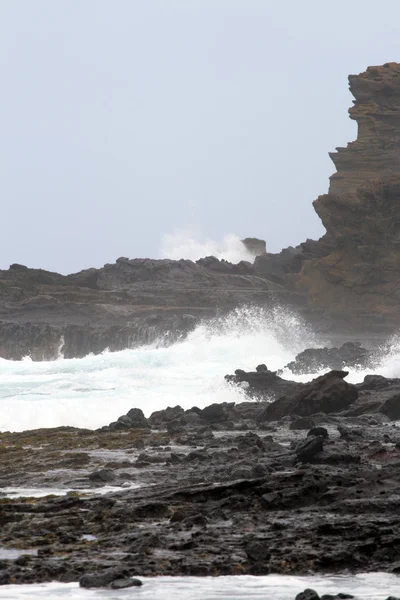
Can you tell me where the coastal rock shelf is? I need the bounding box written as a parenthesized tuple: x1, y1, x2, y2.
(1, 369, 400, 585)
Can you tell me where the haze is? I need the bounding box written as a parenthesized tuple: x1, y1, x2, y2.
(1, 0, 399, 274)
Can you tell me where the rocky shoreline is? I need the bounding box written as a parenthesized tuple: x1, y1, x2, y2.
(0, 353, 400, 597)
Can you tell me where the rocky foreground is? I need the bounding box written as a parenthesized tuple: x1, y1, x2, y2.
(1, 356, 400, 594)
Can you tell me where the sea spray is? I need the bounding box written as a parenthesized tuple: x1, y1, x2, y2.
(0, 306, 399, 432)
(160, 230, 256, 263)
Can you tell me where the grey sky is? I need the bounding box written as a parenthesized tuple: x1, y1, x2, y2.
(1, 0, 399, 274)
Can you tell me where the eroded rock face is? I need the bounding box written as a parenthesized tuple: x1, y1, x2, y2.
(288, 63, 400, 325)
(0, 258, 282, 360)
(259, 371, 358, 421)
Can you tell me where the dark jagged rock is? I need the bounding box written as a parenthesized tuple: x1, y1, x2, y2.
(88, 469, 115, 484)
(295, 593, 354, 600)
(0, 257, 283, 360)
(225, 365, 303, 400)
(295, 591, 320, 600)
(79, 568, 138, 589)
(307, 426, 329, 439)
(241, 237, 267, 256)
(259, 371, 358, 421)
(284, 342, 371, 375)
(295, 435, 324, 462)
(379, 393, 400, 420)
(2, 394, 400, 585)
(108, 408, 149, 431)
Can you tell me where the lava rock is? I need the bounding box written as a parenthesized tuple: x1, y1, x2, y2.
(88, 469, 115, 483)
(380, 393, 400, 420)
(80, 568, 130, 588)
(307, 426, 329, 439)
(260, 371, 358, 421)
(295, 589, 320, 600)
(295, 435, 324, 462)
(201, 403, 226, 423)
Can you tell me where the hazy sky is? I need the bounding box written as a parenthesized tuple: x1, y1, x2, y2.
(1, 0, 399, 274)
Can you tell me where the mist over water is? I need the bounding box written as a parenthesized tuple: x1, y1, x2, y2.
(0, 306, 400, 433)
(159, 231, 255, 263)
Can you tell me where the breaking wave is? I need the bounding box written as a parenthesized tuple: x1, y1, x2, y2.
(159, 231, 255, 263)
(0, 305, 400, 432)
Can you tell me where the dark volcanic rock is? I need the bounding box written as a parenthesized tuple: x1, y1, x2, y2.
(284, 342, 371, 375)
(201, 403, 226, 423)
(225, 365, 302, 400)
(260, 371, 358, 421)
(295, 435, 324, 462)
(295, 592, 354, 600)
(108, 408, 149, 431)
(88, 469, 115, 484)
(295, 591, 320, 600)
(80, 568, 138, 589)
(307, 427, 329, 439)
(379, 393, 400, 420)
(0, 256, 283, 360)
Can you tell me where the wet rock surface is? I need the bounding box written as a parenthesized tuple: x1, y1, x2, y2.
(1, 371, 400, 586)
(283, 342, 372, 375)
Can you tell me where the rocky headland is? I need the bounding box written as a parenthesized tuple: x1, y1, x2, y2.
(3, 65, 400, 359)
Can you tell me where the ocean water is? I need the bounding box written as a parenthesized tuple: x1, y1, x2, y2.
(1, 307, 400, 597)
(0, 573, 398, 599)
(1, 306, 400, 433)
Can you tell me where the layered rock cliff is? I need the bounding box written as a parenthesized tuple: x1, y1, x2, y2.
(286, 63, 400, 327)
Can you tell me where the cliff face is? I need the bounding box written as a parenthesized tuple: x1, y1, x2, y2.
(0, 259, 285, 360)
(287, 63, 400, 326)
(329, 62, 400, 195)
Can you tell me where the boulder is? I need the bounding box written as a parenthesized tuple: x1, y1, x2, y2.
(225, 366, 302, 400)
(285, 342, 370, 375)
(80, 568, 132, 588)
(201, 403, 226, 423)
(307, 426, 329, 439)
(260, 371, 358, 421)
(295, 590, 320, 600)
(109, 408, 149, 431)
(295, 436, 324, 462)
(379, 393, 400, 420)
(88, 469, 115, 483)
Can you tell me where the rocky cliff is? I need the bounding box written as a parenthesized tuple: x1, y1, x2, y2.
(3, 62, 400, 359)
(0, 258, 287, 359)
(285, 63, 400, 327)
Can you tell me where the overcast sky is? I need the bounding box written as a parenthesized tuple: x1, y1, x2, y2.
(1, 0, 399, 274)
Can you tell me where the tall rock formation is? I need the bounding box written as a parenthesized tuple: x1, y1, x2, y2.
(287, 63, 400, 329)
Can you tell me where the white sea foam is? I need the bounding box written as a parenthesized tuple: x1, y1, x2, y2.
(0, 573, 398, 599)
(0, 307, 317, 432)
(160, 230, 255, 263)
(0, 306, 400, 433)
